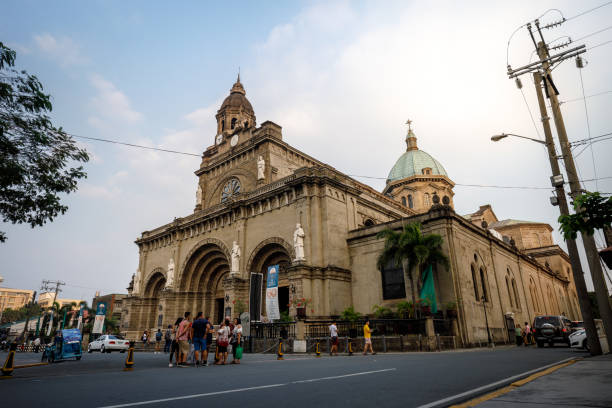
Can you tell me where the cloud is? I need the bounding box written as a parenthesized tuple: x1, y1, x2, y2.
(33, 33, 87, 66)
(89, 74, 143, 124)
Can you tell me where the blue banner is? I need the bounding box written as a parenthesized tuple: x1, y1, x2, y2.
(267, 265, 279, 288)
(96, 302, 107, 316)
(266, 265, 280, 320)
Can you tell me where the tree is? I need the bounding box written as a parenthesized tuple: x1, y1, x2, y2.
(377, 223, 449, 305)
(559, 192, 612, 240)
(0, 42, 89, 242)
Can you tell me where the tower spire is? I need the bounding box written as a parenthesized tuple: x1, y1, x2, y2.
(405, 119, 418, 151)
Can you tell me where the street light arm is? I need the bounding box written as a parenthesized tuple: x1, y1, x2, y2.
(491, 133, 547, 145)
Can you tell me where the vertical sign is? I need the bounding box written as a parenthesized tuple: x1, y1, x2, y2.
(92, 302, 106, 334)
(250, 273, 263, 322)
(266, 265, 280, 321)
(77, 304, 84, 331)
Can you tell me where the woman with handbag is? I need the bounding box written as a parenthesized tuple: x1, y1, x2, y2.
(231, 318, 243, 364)
(215, 321, 230, 365)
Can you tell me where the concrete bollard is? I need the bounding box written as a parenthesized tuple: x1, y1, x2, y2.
(348, 340, 353, 356)
(1, 343, 17, 379)
(124, 341, 135, 371)
(315, 341, 321, 358)
(382, 335, 387, 353)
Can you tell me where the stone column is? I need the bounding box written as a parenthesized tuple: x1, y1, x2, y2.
(222, 275, 249, 318)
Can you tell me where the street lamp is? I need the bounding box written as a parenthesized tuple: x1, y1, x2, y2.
(481, 296, 493, 348)
(491, 133, 547, 144)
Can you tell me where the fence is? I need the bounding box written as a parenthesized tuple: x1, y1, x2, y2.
(250, 321, 296, 339)
(433, 319, 453, 336)
(305, 319, 428, 338)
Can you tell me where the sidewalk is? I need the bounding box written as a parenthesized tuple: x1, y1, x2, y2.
(476, 354, 612, 407)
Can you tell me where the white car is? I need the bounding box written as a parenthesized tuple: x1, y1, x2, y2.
(88, 335, 130, 353)
(569, 329, 588, 350)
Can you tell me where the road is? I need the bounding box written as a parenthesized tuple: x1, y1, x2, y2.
(1, 346, 585, 408)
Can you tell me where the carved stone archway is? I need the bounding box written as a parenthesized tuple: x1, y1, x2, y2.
(246, 237, 295, 273)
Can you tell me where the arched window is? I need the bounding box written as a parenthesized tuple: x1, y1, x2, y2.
(506, 276, 514, 307)
(480, 267, 488, 302)
(408, 195, 414, 209)
(471, 265, 479, 300)
(529, 278, 540, 312)
(380, 261, 406, 300)
(364, 219, 375, 227)
(231, 118, 237, 129)
(401, 196, 407, 206)
(424, 193, 430, 207)
(512, 279, 520, 309)
(244, 120, 249, 128)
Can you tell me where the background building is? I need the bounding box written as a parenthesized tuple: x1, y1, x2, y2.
(37, 292, 83, 309)
(0, 288, 34, 313)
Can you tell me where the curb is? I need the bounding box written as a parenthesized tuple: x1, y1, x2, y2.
(14, 362, 49, 369)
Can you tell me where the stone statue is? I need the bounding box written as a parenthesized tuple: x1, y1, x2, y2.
(231, 241, 241, 274)
(257, 155, 265, 180)
(293, 223, 305, 261)
(166, 257, 175, 289)
(196, 184, 203, 206)
(133, 269, 141, 295)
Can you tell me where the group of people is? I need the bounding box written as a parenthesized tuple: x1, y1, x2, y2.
(515, 321, 534, 346)
(146, 312, 243, 367)
(328, 318, 376, 355)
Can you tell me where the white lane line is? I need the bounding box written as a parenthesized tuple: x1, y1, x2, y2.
(98, 384, 285, 408)
(292, 368, 397, 383)
(415, 357, 576, 408)
(97, 368, 397, 408)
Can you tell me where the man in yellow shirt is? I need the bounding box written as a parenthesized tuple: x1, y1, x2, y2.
(363, 319, 376, 355)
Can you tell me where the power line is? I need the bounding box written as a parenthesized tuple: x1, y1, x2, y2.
(565, 1, 612, 22)
(574, 25, 612, 42)
(69, 133, 201, 157)
(587, 39, 612, 50)
(561, 90, 612, 104)
(577, 64, 598, 190)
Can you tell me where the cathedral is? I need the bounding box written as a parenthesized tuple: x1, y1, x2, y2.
(122, 77, 580, 346)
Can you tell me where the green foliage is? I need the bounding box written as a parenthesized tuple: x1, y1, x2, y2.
(233, 299, 247, 316)
(559, 192, 612, 240)
(0, 42, 89, 242)
(0, 302, 42, 324)
(278, 310, 293, 322)
(340, 306, 361, 322)
(372, 304, 394, 319)
(376, 223, 450, 305)
(395, 301, 415, 318)
(445, 301, 457, 310)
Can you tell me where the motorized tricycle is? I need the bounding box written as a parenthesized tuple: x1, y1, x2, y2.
(42, 328, 82, 363)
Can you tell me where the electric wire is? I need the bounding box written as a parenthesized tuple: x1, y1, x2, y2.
(587, 39, 612, 50)
(577, 67, 598, 190)
(68, 133, 201, 157)
(574, 136, 612, 158)
(574, 25, 612, 42)
(565, 1, 612, 22)
(562, 90, 612, 104)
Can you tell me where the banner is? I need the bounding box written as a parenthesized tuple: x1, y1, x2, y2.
(265, 265, 280, 320)
(92, 302, 107, 334)
(77, 304, 85, 331)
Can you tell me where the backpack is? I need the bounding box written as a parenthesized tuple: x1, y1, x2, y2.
(165, 329, 172, 341)
(155, 331, 162, 341)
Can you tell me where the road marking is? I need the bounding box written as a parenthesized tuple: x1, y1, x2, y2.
(415, 357, 576, 408)
(292, 368, 396, 383)
(97, 368, 397, 408)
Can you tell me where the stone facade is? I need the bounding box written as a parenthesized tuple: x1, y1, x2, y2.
(121, 78, 580, 346)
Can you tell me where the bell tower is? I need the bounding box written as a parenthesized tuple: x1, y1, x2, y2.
(215, 74, 256, 137)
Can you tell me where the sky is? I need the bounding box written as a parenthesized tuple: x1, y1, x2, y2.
(1, 0, 611, 302)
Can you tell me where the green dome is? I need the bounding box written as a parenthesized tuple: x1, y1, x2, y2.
(387, 149, 448, 183)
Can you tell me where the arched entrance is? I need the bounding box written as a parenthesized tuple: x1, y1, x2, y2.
(248, 239, 292, 319)
(143, 269, 166, 330)
(179, 240, 230, 322)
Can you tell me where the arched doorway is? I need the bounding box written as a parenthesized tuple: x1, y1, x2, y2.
(143, 270, 166, 330)
(248, 239, 292, 319)
(179, 240, 230, 322)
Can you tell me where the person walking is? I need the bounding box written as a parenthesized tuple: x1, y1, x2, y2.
(141, 330, 149, 350)
(230, 318, 243, 364)
(205, 316, 213, 366)
(363, 319, 376, 355)
(215, 320, 230, 365)
(177, 312, 192, 366)
(155, 329, 162, 354)
(169, 317, 182, 367)
(329, 321, 338, 356)
(515, 324, 523, 346)
(523, 322, 532, 346)
(164, 325, 172, 353)
(191, 312, 210, 367)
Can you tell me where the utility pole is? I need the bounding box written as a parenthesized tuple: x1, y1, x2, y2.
(41, 280, 65, 336)
(532, 70, 601, 354)
(531, 20, 612, 351)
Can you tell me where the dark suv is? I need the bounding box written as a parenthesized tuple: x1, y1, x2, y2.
(532, 315, 572, 347)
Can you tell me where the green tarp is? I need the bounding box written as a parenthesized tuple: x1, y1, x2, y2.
(420, 264, 437, 314)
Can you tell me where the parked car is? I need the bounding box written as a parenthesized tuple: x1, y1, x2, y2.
(88, 334, 129, 353)
(570, 321, 584, 333)
(532, 315, 572, 347)
(569, 329, 588, 350)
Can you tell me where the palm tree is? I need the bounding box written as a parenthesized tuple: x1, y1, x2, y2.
(377, 223, 449, 306)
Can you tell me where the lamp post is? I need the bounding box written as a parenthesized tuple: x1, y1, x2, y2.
(481, 296, 493, 348)
(491, 127, 603, 355)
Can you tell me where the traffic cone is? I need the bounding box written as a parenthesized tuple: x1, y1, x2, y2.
(124, 341, 135, 371)
(348, 340, 353, 356)
(315, 341, 321, 358)
(1, 343, 17, 379)
(277, 339, 284, 360)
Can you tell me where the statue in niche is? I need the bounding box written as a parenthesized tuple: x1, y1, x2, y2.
(231, 241, 241, 274)
(166, 257, 175, 289)
(196, 184, 203, 206)
(257, 156, 265, 180)
(133, 269, 141, 296)
(293, 223, 305, 261)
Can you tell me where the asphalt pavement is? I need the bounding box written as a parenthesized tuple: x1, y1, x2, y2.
(0, 346, 586, 408)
